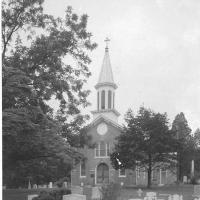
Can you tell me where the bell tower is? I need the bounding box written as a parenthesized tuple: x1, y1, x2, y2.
(91, 38, 120, 122)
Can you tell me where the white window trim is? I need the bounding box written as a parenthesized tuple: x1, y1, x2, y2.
(119, 169, 126, 177)
(94, 142, 110, 158)
(80, 161, 86, 178)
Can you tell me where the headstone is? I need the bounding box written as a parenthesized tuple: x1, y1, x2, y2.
(33, 184, 37, 189)
(27, 194, 38, 200)
(191, 160, 195, 177)
(146, 192, 157, 197)
(168, 194, 183, 200)
(91, 187, 101, 199)
(49, 182, 53, 188)
(28, 180, 31, 189)
(63, 194, 86, 200)
(63, 182, 68, 188)
(137, 188, 143, 197)
(144, 192, 157, 200)
(71, 186, 83, 194)
(183, 176, 187, 183)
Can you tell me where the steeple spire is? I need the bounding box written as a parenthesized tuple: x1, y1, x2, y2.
(95, 38, 117, 89)
(92, 38, 120, 123)
(104, 37, 110, 51)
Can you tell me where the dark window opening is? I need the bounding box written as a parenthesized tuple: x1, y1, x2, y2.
(101, 90, 105, 109)
(108, 90, 112, 109)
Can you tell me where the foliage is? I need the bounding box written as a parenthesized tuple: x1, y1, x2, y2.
(3, 158, 72, 188)
(194, 128, 200, 176)
(194, 128, 200, 148)
(33, 188, 71, 200)
(110, 107, 177, 188)
(54, 177, 70, 188)
(172, 112, 192, 182)
(2, 0, 97, 187)
(100, 182, 121, 200)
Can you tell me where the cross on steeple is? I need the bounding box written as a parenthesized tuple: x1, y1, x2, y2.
(104, 37, 110, 49)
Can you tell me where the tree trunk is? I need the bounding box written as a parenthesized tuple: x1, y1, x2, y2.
(147, 154, 152, 188)
(176, 152, 180, 184)
(177, 151, 182, 184)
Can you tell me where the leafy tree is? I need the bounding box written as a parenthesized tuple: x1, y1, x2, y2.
(2, 0, 97, 187)
(194, 128, 200, 147)
(194, 128, 200, 177)
(110, 107, 177, 188)
(172, 112, 192, 182)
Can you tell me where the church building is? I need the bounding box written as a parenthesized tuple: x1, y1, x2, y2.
(71, 40, 176, 187)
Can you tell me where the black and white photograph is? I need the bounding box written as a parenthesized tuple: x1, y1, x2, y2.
(2, 0, 200, 200)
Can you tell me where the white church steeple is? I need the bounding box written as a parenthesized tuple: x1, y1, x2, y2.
(92, 38, 120, 122)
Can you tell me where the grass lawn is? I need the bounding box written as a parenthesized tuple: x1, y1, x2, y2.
(3, 184, 196, 200)
(3, 188, 55, 200)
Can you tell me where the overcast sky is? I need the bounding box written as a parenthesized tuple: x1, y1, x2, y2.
(44, 0, 200, 132)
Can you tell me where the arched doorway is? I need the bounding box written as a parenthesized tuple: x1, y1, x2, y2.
(96, 163, 109, 184)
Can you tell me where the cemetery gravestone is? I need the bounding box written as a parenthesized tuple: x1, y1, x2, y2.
(28, 181, 31, 189)
(63, 194, 86, 200)
(137, 188, 143, 197)
(63, 182, 68, 188)
(183, 176, 187, 183)
(27, 194, 38, 200)
(49, 182, 53, 188)
(144, 192, 157, 200)
(168, 194, 183, 200)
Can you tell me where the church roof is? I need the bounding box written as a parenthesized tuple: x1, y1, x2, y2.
(87, 115, 123, 131)
(95, 47, 117, 89)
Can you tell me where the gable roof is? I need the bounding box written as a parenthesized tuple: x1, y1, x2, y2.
(87, 115, 123, 131)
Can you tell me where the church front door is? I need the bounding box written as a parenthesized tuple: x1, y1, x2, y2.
(96, 163, 109, 184)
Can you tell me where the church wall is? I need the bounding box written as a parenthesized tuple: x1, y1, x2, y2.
(71, 121, 177, 186)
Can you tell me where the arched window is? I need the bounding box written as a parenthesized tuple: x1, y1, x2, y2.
(101, 90, 105, 109)
(108, 90, 112, 109)
(97, 92, 99, 110)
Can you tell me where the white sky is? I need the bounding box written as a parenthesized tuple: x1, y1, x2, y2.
(44, 0, 200, 132)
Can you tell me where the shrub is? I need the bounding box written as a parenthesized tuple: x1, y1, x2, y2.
(33, 188, 71, 200)
(191, 177, 197, 185)
(100, 182, 121, 200)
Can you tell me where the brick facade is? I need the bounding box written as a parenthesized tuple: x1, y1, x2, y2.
(71, 46, 176, 187)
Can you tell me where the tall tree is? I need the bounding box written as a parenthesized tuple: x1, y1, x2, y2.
(2, 0, 97, 187)
(194, 128, 200, 147)
(194, 128, 200, 177)
(110, 107, 177, 188)
(172, 112, 192, 182)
